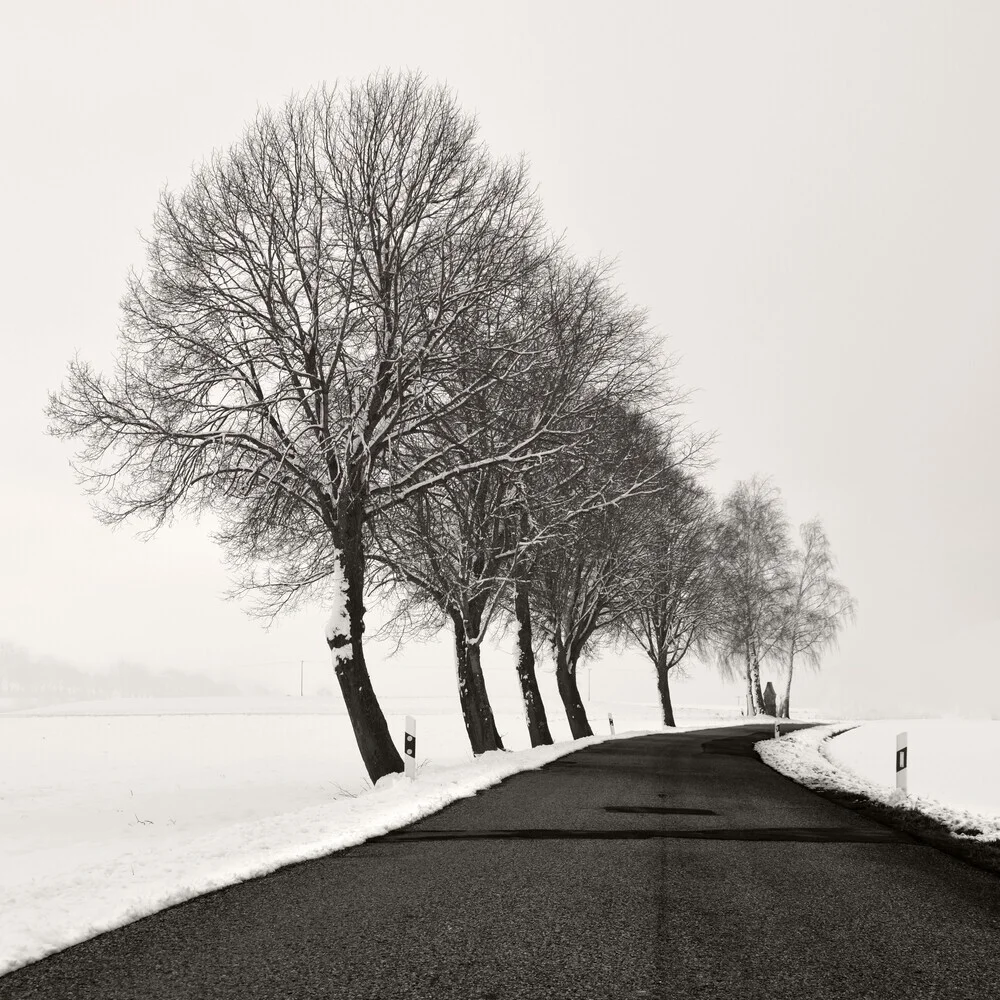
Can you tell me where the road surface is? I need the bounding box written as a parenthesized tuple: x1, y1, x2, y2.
(3, 724, 999, 998)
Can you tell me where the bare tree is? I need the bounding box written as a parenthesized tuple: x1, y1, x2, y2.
(499, 259, 668, 745)
(372, 466, 514, 755)
(46, 75, 554, 782)
(712, 476, 792, 715)
(624, 472, 717, 726)
(776, 519, 855, 718)
(530, 408, 669, 738)
(372, 254, 662, 752)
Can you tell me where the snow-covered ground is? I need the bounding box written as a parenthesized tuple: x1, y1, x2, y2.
(758, 720, 1000, 841)
(0, 694, 744, 976)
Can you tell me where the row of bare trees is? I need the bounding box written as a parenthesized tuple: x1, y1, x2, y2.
(47, 75, 681, 780)
(47, 73, 852, 783)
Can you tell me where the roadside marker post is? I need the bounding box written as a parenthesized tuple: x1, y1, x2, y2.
(404, 715, 416, 780)
(608, 712, 615, 735)
(895, 731, 908, 793)
(774, 721, 780, 739)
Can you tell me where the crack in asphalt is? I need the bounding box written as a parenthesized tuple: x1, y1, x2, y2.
(372, 826, 918, 844)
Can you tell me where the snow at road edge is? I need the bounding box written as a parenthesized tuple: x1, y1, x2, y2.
(757, 722, 1000, 842)
(2, 711, 663, 977)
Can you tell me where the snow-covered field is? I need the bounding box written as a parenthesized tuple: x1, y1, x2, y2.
(0, 693, 742, 976)
(8, 692, 997, 980)
(759, 720, 1000, 841)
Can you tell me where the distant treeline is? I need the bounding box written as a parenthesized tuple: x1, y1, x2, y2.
(0, 642, 240, 699)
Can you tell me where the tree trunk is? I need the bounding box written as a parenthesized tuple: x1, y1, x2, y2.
(450, 609, 504, 755)
(655, 651, 676, 727)
(514, 574, 553, 747)
(747, 639, 765, 714)
(778, 652, 794, 718)
(327, 511, 403, 783)
(468, 635, 505, 752)
(555, 643, 593, 739)
(466, 599, 504, 751)
(752, 658, 765, 714)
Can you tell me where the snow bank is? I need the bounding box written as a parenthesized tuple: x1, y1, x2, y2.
(0, 698, 740, 976)
(825, 719, 1000, 818)
(757, 721, 1000, 842)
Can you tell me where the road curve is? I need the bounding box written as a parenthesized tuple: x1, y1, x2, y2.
(3, 724, 999, 999)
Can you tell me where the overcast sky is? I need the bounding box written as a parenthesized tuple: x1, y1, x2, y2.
(2, 1, 998, 717)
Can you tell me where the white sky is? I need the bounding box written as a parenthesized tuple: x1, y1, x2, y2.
(2, 1, 998, 717)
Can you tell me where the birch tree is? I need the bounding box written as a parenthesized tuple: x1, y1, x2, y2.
(46, 74, 553, 782)
(776, 519, 855, 717)
(712, 476, 792, 715)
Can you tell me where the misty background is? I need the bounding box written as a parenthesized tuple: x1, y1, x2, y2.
(2, 1, 998, 718)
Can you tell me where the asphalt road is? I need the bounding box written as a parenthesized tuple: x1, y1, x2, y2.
(3, 724, 1000, 999)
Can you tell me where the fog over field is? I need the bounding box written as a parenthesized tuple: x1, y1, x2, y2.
(3, 4, 999, 718)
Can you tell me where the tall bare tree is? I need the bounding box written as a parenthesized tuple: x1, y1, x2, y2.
(372, 465, 514, 755)
(712, 476, 792, 715)
(624, 472, 717, 726)
(46, 75, 555, 782)
(776, 519, 855, 717)
(500, 260, 666, 745)
(530, 408, 669, 738)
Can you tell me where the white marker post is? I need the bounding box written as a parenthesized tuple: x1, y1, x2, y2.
(404, 715, 416, 780)
(774, 720, 780, 739)
(895, 731, 908, 793)
(608, 711, 615, 735)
